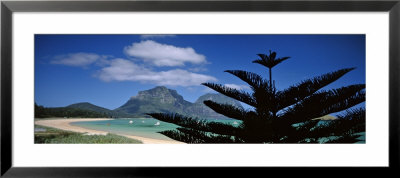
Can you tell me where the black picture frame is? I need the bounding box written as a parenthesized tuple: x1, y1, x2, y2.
(1, 0, 399, 177)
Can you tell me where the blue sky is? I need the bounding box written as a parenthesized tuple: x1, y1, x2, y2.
(35, 34, 365, 110)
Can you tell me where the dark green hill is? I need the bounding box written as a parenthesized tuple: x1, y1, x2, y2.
(67, 102, 132, 118)
(35, 103, 109, 118)
(67, 102, 111, 113)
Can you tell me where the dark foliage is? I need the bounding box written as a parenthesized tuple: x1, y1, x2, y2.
(148, 51, 365, 143)
(35, 103, 110, 118)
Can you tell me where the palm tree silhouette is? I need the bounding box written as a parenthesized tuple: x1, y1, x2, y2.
(148, 51, 365, 143)
(253, 50, 290, 87)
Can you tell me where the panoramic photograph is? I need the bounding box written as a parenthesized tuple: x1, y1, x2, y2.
(34, 34, 366, 144)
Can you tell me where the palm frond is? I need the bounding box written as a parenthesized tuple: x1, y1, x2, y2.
(282, 120, 320, 143)
(202, 83, 257, 107)
(280, 84, 365, 124)
(252, 52, 290, 69)
(269, 51, 277, 60)
(147, 112, 203, 127)
(276, 68, 356, 111)
(224, 70, 268, 90)
(203, 100, 256, 121)
(158, 130, 205, 143)
(176, 128, 237, 143)
(147, 113, 239, 136)
(256, 54, 267, 60)
(310, 108, 366, 137)
(324, 134, 362, 143)
(272, 57, 290, 67)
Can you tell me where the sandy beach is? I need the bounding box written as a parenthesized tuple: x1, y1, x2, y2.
(35, 118, 183, 144)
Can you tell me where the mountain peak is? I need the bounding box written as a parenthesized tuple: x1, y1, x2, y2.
(118, 86, 191, 117)
(130, 86, 179, 101)
(67, 102, 94, 107)
(195, 93, 243, 108)
(154, 86, 168, 90)
(67, 102, 111, 112)
(184, 93, 243, 119)
(117, 87, 243, 119)
(143, 86, 169, 93)
(195, 93, 219, 103)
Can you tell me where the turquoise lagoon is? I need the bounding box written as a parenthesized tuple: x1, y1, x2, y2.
(71, 118, 240, 141)
(71, 119, 365, 143)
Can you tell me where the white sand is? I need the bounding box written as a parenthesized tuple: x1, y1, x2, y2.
(35, 118, 183, 144)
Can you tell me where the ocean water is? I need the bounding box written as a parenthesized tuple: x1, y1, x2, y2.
(71, 119, 365, 143)
(71, 118, 239, 141)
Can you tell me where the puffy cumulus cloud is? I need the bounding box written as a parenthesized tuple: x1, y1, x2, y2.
(96, 58, 217, 87)
(140, 35, 176, 39)
(154, 69, 217, 86)
(124, 40, 207, 67)
(224, 84, 251, 90)
(51, 53, 110, 67)
(95, 58, 151, 82)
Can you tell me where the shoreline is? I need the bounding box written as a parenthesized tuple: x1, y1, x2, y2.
(34, 118, 184, 144)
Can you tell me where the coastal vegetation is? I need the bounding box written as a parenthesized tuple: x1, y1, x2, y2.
(35, 91, 242, 119)
(148, 51, 366, 143)
(34, 125, 142, 144)
(65, 102, 133, 118)
(35, 103, 110, 118)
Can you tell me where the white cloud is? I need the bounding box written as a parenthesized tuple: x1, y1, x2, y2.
(140, 35, 176, 39)
(203, 83, 251, 93)
(124, 40, 207, 67)
(189, 66, 208, 72)
(96, 58, 217, 87)
(224, 84, 251, 90)
(51, 53, 110, 67)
